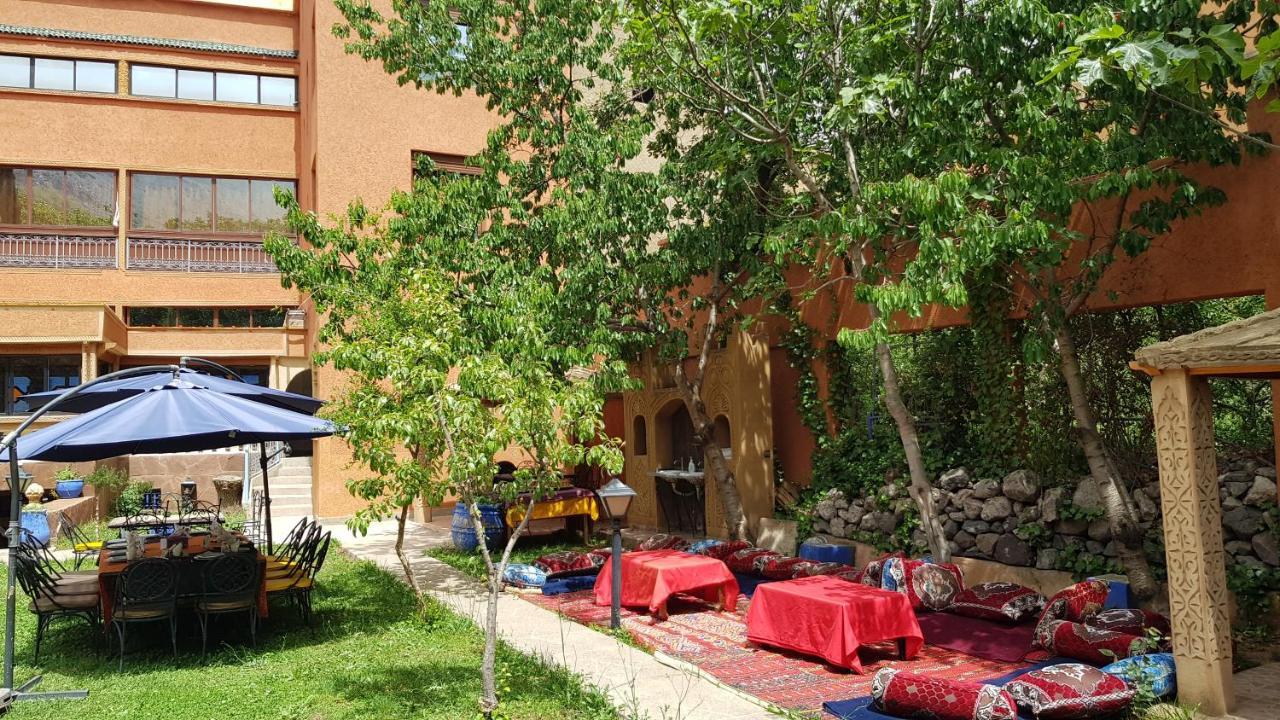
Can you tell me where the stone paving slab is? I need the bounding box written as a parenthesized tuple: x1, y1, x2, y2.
(328, 519, 779, 720)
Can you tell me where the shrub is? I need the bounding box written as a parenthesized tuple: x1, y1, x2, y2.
(112, 480, 153, 517)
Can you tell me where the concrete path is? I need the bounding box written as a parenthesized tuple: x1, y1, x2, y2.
(327, 519, 779, 720)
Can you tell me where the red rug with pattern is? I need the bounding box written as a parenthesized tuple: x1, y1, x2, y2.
(523, 590, 1032, 715)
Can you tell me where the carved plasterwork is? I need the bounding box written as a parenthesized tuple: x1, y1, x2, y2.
(1136, 306, 1280, 370)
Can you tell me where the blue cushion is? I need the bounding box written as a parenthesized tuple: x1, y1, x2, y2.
(502, 563, 547, 588)
(1103, 653, 1176, 698)
(687, 539, 724, 555)
(798, 541, 854, 565)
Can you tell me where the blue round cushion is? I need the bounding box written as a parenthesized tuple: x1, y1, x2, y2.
(1102, 653, 1176, 698)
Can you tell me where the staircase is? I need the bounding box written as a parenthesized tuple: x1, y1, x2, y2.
(265, 455, 314, 519)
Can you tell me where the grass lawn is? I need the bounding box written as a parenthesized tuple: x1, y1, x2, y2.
(427, 530, 602, 581)
(8, 548, 617, 720)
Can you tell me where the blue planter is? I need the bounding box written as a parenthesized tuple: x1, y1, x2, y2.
(55, 478, 85, 499)
(20, 509, 50, 547)
(450, 502, 507, 552)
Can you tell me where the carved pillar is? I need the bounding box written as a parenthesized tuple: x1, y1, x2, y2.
(1151, 369, 1233, 716)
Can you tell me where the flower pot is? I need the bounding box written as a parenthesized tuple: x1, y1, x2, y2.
(55, 478, 85, 499)
(20, 509, 50, 547)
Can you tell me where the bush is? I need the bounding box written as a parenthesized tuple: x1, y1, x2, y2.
(86, 466, 129, 494)
(112, 480, 153, 517)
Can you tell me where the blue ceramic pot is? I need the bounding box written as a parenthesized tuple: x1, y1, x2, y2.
(20, 509, 50, 547)
(450, 502, 507, 552)
(55, 478, 85, 499)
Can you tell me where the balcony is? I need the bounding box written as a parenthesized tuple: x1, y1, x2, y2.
(126, 237, 278, 274)
(0, 232, 116, 269)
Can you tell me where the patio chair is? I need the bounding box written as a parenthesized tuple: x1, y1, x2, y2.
(266, 518, 314, 571)
(239, 491, 264, 545)
(110, 557, 179, 669)
(193, 552, 261, 658)
(266, 531, 330, 625)
(181, 500, 221, 531)
(57, 511, 103, 570)
(13, 547, 100, 663)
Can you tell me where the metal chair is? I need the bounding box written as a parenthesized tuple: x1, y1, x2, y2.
(194, 552, 261, 658)
(239, 491, 265, 545)
(110, 557, 179, 669)
(266, 518, 313, 570)
(266, 531, 330, 625)
(180, 500, 221, 532)
(13, 546, 100, 663)
(57, 511, 103, 570)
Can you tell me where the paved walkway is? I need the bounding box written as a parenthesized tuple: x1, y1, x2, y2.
(327, 519, 778, 720)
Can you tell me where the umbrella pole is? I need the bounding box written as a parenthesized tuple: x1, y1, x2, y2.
(4, 445, 22, 689)
(260, 443, 273, 555)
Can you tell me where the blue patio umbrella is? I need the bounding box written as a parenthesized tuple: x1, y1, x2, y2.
(22, 366, 323, 415)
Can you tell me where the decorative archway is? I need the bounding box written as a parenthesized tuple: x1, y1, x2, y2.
(1134, 306, 1280, 716)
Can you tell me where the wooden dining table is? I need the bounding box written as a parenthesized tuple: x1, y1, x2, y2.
(96, 535, 269, 626)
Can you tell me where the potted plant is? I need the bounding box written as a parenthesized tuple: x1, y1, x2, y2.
(53, 466, 85, 499)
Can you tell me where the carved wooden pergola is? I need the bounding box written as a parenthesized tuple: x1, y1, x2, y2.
(1132, 306, 1280, 717)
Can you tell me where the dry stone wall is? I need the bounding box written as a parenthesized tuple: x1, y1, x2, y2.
(810, 458, 1278, 573)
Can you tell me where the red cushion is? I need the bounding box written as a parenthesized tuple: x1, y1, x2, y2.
(858, 551, 906, 587)
(1005, 663, 1135, 719)
(1035, 579, 1109, 634)
(900, 561, 965, 611)
(760, 557, 818, 580)
(948, 582, 1046, 623)
(725, 548, 780, 575)
(702, 540, 751, 561)
(872, 668, 1018, 720)
(1085, 608, 1170, 638)
(587, 548, 612, 566)
(1034, 619, 1145, 665)
(636, 534, 690, 552)
(533, 551, 598, 577)
(796, 561, 853, 577)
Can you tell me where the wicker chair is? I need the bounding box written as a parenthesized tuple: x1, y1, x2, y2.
(110, 558, 179, 669)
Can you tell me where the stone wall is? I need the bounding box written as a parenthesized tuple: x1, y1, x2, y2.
(811, 457, 1278, 573)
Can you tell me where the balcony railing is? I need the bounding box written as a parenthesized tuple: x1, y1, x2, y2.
(0, 233, 117, 269)
(126, 237, 279, 273)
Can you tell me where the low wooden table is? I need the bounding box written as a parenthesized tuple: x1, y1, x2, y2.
(593, 550, 739, 619)
(746, 575, 923, 673)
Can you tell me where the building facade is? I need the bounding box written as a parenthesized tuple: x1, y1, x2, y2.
(0, 0, 495, 516)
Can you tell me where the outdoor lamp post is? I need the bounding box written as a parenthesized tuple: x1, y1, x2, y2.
(596, 477, 636, 630)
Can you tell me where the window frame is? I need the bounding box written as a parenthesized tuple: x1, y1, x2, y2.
(411, 151, 481, 179)
(0, 165, 118, 233)
(0, 355, 82, 415)
(128, 62, 297, 108)
(127, 172, 296, 239)
(125, 307, 294, 329)
(0, 54, 118, 94)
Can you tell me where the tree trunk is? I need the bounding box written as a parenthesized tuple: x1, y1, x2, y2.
(675, 368, 754, 542)
(394, 503, 423, 599)
(468, 502, 502, 718)
(873, 336, 949, 561)
(1052, 323, 1158, 600)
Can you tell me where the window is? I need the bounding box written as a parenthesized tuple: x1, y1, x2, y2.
(0, 55, 116, 93)
(129, 174, 296, 234)
(224, 365, 269, 387)
(130, 64, 296, 107)
(0, 356, 81, 414)
(412, 151, 480, 180)
(418, 23, 470, 82)
(0, 166, 115, 227)
(127, 307, 292, 328)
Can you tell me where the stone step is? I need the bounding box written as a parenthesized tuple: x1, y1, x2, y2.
(270, 503, 313, 515)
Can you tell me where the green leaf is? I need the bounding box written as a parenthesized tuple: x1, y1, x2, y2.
(1077, 58, 1104, 87)
(1077, 24, 1125, 43)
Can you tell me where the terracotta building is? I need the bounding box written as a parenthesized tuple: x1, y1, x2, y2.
(0, 0, 494, 516)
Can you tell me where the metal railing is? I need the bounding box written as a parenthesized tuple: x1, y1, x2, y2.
(0, 232, 117, 269)
(126, 236, 279, 273)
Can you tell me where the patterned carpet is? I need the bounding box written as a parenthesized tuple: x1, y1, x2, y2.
(523, 590, 1032, 716)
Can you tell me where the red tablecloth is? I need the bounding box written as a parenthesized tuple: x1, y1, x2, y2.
(746, 575, 923, 673)
(593, 550, 739, 617)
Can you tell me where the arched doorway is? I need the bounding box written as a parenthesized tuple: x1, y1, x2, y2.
(285, 369, 314, 457)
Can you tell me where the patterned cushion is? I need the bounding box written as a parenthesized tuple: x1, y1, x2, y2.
(587, 548, 612, 566)
(725, 548, 781, 575)
(872, 668, 1018, 720)
(702, 540, 752, 561)
(686, 539, 724, 555)
(1035, 579, 1109, 637)
(903, 561, 965, 611)
(636, 533, 690, 552)
(948, 582, 1046, 623)
(533, 551, 600, 577)
(1005, 663, 1135, 719)
(858, 551, 906, 587)
(833, 569, 864, 583)
(1085, 608, 1170, 638)
(502, 563, 548, 588)
(1034, 619, 1145, 665)
(796, 561, 852, 577)
(1102, 653, 1177, 698)
(760, 557, 820, 580)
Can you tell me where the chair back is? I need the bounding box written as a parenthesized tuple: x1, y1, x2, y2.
(115, 558, 179, 617)
(199, 552, 260, 605)
(13, 546, 58, 598)
(181, 500, 220, 529)
(17, 532, 69, 578)
(307, 532, 331, 579)
(276, 517, 309, 551)
(141, 489, 163, 511)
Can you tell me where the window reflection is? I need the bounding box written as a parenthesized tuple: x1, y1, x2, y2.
(177, 69, 214, 101)
(33, 58, 73, 91)
(216, 178, 250, 231)
(258, 75, 295, 106)
(0, 55, 30, 88)
(180, 176, 213, 231)
(0, 167, 115, 227)
(249, 180, 292, 232)
(2, 356, 80, 414)
(215, 72, 258, 103)
(131, 174, 180, 230)
(131, 65, 176, 97)
(75, 61, 115, 93)
(31, 170, 65, 225)
(64, 171, 115, 227)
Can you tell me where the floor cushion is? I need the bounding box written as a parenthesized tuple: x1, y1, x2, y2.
(857, 551, 906, 587)
(902, 561, 965, 611)
(949, 581, 1046, 623)
(725, 548, 781, 575)
(534, 551, 600, 577)
(687, 539, 724, 555)
(636, 533, 690, 552)
(1102, 652, 1177, 698)
(702, 540, 752, 561)
(587, 548, 612, 566)
(1034, 619, 1145, 665)
(1005, 663, 1135, 719)
(502, 563, 548, 588)
(796, 561, 853, 577)
(1035, 579, 1109, 637)
(761, 556, 819, 580)
(871, 668, 1018, 720)
(1085, 608, 1170, 638)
